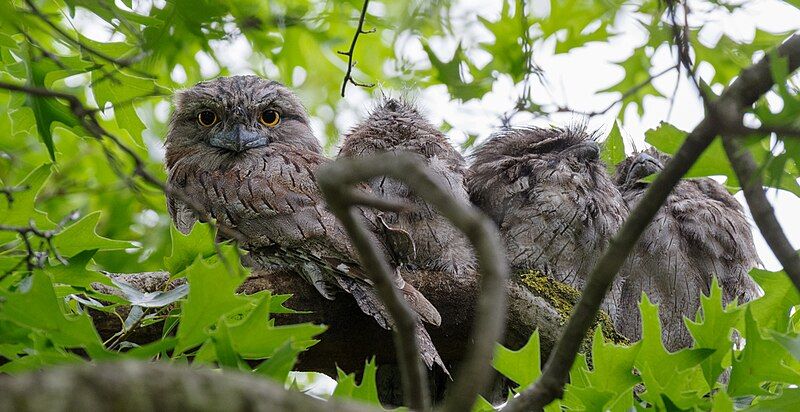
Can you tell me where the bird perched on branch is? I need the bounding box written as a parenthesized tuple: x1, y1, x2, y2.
(613, 148, 760, 350)
(164, 76, 445, 370)
(338, 98, 475, 277)
(467, 126, 628, 318)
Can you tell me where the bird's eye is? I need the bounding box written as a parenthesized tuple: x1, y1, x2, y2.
(197, 111, 217, 127)
(259, 110, 280, 127)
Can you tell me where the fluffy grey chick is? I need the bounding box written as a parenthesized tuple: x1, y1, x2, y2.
(614, 148, 760, 351)
(164, 76, 446, 370)
(338, 98, 475, 277)
(468, 126, 628, 319)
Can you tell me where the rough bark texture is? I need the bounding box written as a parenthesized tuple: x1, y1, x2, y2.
(0, 361, 377, 412)
(90, 267, 622, 404)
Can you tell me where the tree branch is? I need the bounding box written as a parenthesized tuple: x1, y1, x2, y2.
(318, 170, 431, 411)
(0, 211, 79, 272)
(0, 361, 378, 412)
(338, 0, 375, 97)
(316, 154, 509, 412)
(504, 33, 800, 411)
(722, 136, 800, 290)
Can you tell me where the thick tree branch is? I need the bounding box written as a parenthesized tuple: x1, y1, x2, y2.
(316, 154, 509, 412)
(0, 361, 378, 412)
(504, 33, 800, 411)
(722, 136, 800, 290)
(338, 0, 375, 97)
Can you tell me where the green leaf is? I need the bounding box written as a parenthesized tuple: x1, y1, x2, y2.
(564, 328, 640, 411)
(254, 341, 302, 383)
(493, 329, 541, 388)
(749, 269, 800, 333)
(0, 164, 51, 228)
(601, 120, 626, 175)
(634, 294, 714, 410)
(0, 272, 105, 357)
(332, 357, 381, 406)
(92, 71, 166, 146)
(747, 388, 800, 411)
(728, 308, 800, 397)
(226, 293, 324, 359)
(599, 48, 663, 120)
(164, 222, 218, 275)
(44, 250, 112, 288)
(421, 41, 491, 101)
(175, 257, 250, 354)
(52, 212, 133, 256)
(645, 122, 738, 186)
(25, 58, 82, 160)
(685, 277, 745, 387)
(211, 320, 244, 369)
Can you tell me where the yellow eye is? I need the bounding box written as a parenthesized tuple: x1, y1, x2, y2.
(197, 110, 217, 127)
(259, 110, 280, 127)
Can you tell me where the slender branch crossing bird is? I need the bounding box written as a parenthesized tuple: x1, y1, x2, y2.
(164, 76, 445, 370)
(613, 148, 760, 350)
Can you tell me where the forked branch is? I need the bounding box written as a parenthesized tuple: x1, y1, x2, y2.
(338, 0, 376, 97)
(722, 136, 800, 291)
(317, 153, 509, 412)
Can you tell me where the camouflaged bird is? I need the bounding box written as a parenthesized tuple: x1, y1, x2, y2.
(467, 126, 628, 319)
(164, 76, 445, 370)
(614, 148, 761, 350)
(338, 98, 475, 277)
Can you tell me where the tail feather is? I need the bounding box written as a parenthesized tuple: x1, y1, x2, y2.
(401, 282, 442, 326)
(335, 276, 448, 375)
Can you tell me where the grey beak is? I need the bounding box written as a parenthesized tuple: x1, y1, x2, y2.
(635, 152, 663, 170)
(209, 124, 269, 152)
(636, 152, 656, 164)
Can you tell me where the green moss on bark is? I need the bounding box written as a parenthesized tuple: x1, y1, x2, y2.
(518, 270, 626, 350)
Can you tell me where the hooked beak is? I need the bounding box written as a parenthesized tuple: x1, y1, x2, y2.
(630, 152, 664, 180)
(209, 124, 269, 152)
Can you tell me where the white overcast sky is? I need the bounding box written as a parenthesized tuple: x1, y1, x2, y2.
(76, 0, 800, 271)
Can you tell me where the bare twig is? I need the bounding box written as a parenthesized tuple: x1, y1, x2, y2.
(722, 135, 800, 290)
(0, 185, 28, 204)
(338, 0, 375, 97)
(555, 64, 679, 117)
(317, 153, 509, 412)
(0, 211, 80, 271)
(504, 33, 800, 411)
(739, 124, 800, 139)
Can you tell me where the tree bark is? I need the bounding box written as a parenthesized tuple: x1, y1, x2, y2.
(0, 361, 377, 412)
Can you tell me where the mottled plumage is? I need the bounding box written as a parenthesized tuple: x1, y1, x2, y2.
(614, 148, 760, 350)
(467, 126, 628, 317)
(338, 98, 475, 277)
(164, 76, 445, 370)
